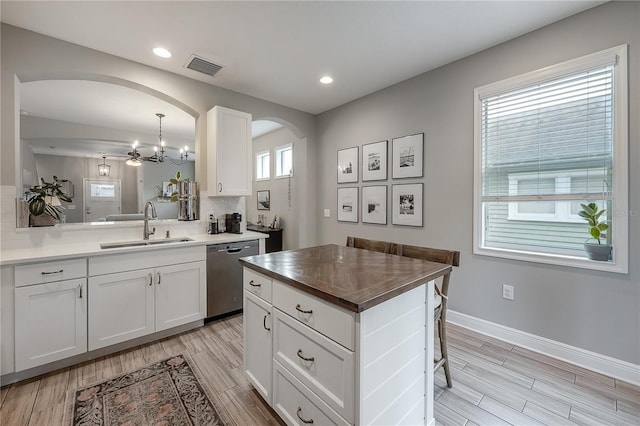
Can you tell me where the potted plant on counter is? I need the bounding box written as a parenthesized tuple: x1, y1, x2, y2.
(27, 176, 73, 227)
(578, 202, 612, 261)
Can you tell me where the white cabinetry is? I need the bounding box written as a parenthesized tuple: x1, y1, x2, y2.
(207, 106, 252, 196)
(88, 246, 206, 351)
(243, 269, 273, 404)
(14, 259, 87, 371)
(243, 269, 434, 426)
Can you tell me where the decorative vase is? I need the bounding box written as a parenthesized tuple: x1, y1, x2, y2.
(583, 242, 612, 261)
(29, 213, 59, 227)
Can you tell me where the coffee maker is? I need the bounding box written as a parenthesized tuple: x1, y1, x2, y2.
(225, 213, 242, 234)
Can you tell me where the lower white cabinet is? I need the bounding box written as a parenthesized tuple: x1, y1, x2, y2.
(15, 278, 87, 371)
(243, 290, 273, 404)
(88, 269, 155, 350)
(89, 261, 206, 351)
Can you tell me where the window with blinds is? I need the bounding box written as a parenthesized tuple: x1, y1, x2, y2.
(473, 45, 628, 273)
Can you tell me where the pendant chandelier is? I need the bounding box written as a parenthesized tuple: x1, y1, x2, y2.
(98, 156, 111, 176)
(126, 113, 189, 166)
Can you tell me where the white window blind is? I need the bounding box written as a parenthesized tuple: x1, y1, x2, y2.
(481, 65, 613, 203)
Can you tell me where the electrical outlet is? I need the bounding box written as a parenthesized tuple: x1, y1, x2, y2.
(323, 209, 331, 218)
(502, 284, 514, 300)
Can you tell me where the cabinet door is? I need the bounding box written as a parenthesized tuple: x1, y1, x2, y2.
(15, 279, 87, 371)
(207, 106, 252, 196)
(155, 261, 206, 332)
(88, 269, 154, 350)
(243, 290, 273, 404)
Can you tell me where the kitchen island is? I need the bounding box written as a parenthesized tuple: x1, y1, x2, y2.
(240, 244, 451, 426)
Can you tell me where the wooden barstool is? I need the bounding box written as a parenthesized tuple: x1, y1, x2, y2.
(391, 243, 460, 388)
(345, 236, 393, 254)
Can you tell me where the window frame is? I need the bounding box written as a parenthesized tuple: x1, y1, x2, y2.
(255, 149, 270, 181)
(473, 45, 628, 274)
(275, 143, 293, 179)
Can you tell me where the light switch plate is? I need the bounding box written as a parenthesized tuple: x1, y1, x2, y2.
(323, 209, 330, 218)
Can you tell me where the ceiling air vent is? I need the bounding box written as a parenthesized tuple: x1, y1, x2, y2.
(185, 55, 222, 77)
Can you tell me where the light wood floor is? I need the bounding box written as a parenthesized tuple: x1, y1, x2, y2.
(1, 314, 638, 425)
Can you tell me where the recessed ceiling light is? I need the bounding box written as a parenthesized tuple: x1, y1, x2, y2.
(320, 76, 334, 84)
(153, 47, 172, 58)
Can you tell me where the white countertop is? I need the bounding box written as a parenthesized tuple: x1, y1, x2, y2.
(0, 231, 267, 266)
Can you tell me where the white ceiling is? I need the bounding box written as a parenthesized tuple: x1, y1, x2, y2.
(1, 1, 604, 115)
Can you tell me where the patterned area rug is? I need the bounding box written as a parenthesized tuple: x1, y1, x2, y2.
(64, 353, 232, 426)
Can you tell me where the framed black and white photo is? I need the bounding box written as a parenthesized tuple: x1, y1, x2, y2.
(392, 183, 423, 227)
(362, 185, 387, 225)
(257, 190, 270, 210)
(362, 140, 388, 181)
(337, 187, 358, 222)
(392, 133, 424, 179)
(337, 146, 359, 183)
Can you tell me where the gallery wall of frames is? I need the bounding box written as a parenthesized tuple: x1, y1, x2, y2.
(336, 133, 424, 227)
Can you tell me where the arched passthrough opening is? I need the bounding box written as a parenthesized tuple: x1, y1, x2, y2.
(249, 117, 310, 250)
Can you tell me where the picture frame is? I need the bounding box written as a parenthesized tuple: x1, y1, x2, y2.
(361, 185, 387, 225)
(257, 190, 270, 210)
(161, 181, 174, 197)
(337, 146, 359, 183)
(362, 140, 388, 181)
(392, 133, 424, 179)
(337, 187, 358, 222)
(392, 183, 423, 227)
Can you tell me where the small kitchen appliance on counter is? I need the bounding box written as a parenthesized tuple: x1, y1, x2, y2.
(177, 180, 199, 221)
(225, 213, 242, 234)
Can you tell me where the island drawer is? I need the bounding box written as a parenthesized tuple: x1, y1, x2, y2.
(243, 268, 272, 303)
(273, 309, 354, 422)
(273, 360, 350, 426)
(15, 258, 87, 287)
(273, 280, 355, 351)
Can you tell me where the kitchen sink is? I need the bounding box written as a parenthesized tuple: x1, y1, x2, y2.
(100, 237, 193, 249)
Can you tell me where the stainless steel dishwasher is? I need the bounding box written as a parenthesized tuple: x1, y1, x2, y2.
(206, 239, 259, 318)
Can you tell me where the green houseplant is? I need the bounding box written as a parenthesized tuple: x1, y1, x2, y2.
(578, 202, 612, 261)
(26, 176, 73, 226)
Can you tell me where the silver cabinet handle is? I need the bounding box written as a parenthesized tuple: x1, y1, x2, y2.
(263, 313, 271, 331)
(41, 269, 63, 275)
(295, 304, 313, 314)
(157, 271, 161, 285)
(296, 349, 314, 363)
(296, 407, 313, 424)
(78, 284, 83, 299)
(249, 280, 261, 287)
(148, 273, 153, 286)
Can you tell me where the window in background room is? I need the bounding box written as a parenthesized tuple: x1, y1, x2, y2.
(473, 45, 628, 273)
(256, 150, 270, 181)
(275, 143, 293, 178)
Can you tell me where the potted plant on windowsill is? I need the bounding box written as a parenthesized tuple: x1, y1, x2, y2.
(578, 202, 612, 261)
(26, 176, 73, 227)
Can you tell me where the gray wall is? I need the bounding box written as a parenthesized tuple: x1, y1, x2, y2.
(248, 126, 303, 250)
(1, 23, 318, 245)
(316, 2, 639, 364)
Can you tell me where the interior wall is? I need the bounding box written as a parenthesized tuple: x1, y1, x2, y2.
(248, 126, 302, 250)
(1, 23, 317, 248)
(316, 2, 639, 364)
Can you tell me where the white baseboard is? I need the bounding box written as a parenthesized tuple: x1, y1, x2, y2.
(447, 310, 640, 386)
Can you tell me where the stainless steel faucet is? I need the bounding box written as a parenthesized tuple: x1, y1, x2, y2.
(143, 201, 157, 240)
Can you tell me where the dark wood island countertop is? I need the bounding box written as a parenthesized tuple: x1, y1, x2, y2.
(239, 244, 451, 312)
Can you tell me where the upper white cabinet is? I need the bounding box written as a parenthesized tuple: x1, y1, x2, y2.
(207, 106, 252, 196)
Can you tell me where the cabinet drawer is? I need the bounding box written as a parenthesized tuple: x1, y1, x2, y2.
(243, 268, 272, 303)
(273, 361, 349, 426)
(89, 246, 205, 276)
(273, 281, 355, 350)
(15, 258, 86, 287)
(273, 309, 354, 421)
